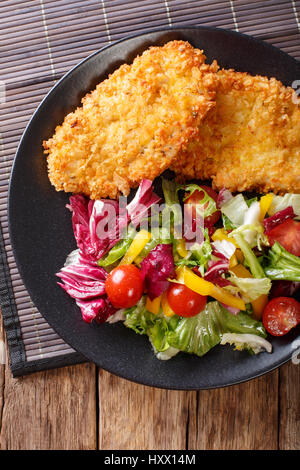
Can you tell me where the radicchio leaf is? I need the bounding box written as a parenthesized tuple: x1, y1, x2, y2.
(126, 179, 161, 226)
(56, 260, 115, 323)
(68, 180, 160, 264)
(217, 188, 233, 208)
(204, 260, 231, 287)
(140, 243, 175, 300)
(76, 298, 116, 324)
(68, 195, 129, 263)
(263, 206, 296, 234)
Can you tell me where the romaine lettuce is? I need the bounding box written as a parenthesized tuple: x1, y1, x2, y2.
(233, 233, 266, 278)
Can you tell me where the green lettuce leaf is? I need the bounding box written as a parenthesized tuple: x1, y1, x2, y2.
(167, 302, 266, 357)
(245, 196, 258, 208)
(220, 333, 272, 354)
(222, 213, 237, 231)
(269, 193, 300, 219)
(180, 183, 217, 218)
(233, 233, 266, 279)
(189, 228, 212, 276)
(124, 297, 178, 352)
(221, 193, 248, 226)
(264, 241, 300, 281)
(161, 178, 182, 238)
(124, 299, 267, 360)
(175, 257, 199, 268)
(229, 275, 271, 302)
(98, 226, 136, 267)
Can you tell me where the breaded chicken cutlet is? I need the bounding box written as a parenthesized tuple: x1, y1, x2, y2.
(44, 41, 218, 199)
(171, 69, 300, 194)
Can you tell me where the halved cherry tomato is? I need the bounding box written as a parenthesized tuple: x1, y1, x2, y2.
(167, 283, 207, 317)
(185, 185, 221, 226)
(105, 265, 144, 308)
(262, 296, 300, 336)
(267, 219, 300, 257)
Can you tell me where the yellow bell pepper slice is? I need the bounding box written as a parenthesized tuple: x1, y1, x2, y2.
(146, 295, 162, 315)
(161, 292, 176, 317)
(235, 249, 244, 264)
(259, 193, 274, 222)
(119, 230, 151, 265)
(229, 254, 238, 269)
(251, 295, 268, 321)
(209, 285, 246, 311)
(230, 264, 268, 320)
(179, 267, 246, 311)
(211, 228, 239, 267)
(176, 239, 188, 258)
(212, 228, 240, 248)
(230, 264, 251, 278)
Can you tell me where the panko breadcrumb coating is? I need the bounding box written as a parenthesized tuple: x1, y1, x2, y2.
(171, 69, 300, 194)
(43, 41, 218, 199)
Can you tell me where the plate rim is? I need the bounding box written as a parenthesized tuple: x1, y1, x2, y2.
(8, 25, 300, 390)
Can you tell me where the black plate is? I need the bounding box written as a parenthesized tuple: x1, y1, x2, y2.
(9, 27, 300, 389)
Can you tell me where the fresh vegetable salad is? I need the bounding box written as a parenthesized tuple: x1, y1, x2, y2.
(57, 178, 300, 360)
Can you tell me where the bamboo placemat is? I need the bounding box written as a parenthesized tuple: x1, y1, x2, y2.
(0, 0, 300, 376)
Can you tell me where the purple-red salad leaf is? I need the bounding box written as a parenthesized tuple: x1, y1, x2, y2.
(76, 298, 116, 324)
(68, 195, 122, 263)
(140, 243, 175, 300)
(217, 188, 233, 209)
(68, 180, 159, 264)
(59, 263, 107, 281)
(204, 260, 231, 287)
(263, 206, 295, 234)
(56, 260, 115, 322)
(126, 179, 161, 226)
(211, 239, 236, 260)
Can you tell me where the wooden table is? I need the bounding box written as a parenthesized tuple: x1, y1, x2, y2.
(0, 315, 299, 450)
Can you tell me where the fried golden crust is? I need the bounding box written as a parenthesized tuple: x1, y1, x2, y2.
(172, 69, 300, 194)
(44, 41, 218, 199)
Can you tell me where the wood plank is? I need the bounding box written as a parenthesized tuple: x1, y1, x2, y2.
(98, 368, 196, 450)
(279, 360, 300, 450)
(0, 312, 6, 440)
(188, 371, 279, 450)
(0, 312, 97, 450)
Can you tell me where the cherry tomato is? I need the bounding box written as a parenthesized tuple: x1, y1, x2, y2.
(105, 265, 144, 308)
(262, 296, 300, 336)
(185, 185, 221, 226)
(267, 219, 300, 257)
(167, 283, 207, 317)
